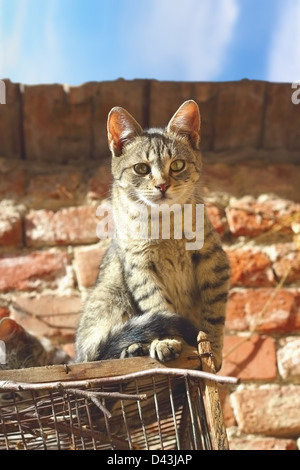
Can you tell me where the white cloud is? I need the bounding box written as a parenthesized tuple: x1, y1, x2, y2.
(267, 0, 300, 83)
(130, 0, 239, 81)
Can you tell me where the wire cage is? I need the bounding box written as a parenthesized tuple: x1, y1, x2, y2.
(0, 332, 237, 451)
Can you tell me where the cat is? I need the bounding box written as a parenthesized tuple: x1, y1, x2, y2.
(0, 317, 70, 405)
(0, 317, 69, 371)
(75, 100, 230, 372)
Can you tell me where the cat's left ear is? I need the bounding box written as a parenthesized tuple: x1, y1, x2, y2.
(107, 107, 143, 157)
(167, 100, 201, 149)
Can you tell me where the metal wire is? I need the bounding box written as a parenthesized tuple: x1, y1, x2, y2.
(0, 368, 229, 450)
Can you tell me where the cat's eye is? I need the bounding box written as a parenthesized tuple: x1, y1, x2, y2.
(170, 159, 185, 172)
(133, 163, 151, 175)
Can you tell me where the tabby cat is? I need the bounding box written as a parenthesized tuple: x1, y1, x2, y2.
(0, 317, 69, 405)
(0, 317, 69, 370)
(75, 100, 230, 371)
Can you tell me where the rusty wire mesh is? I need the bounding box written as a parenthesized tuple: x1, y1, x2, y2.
(0, 368, 226, 450)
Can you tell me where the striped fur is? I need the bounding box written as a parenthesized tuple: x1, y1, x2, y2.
(75, 101, 230, 371)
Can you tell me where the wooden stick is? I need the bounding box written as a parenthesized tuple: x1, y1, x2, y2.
(0, 367, 238, 392)
(197, 331, 230, 450)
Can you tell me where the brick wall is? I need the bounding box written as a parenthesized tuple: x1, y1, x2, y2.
(1, 79, 300, 450)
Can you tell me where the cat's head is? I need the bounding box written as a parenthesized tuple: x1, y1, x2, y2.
(107, 100, 202, 206)
(0, 317, 69, 370)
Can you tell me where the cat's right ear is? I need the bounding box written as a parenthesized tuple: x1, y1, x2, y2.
(0, 317, 25, 341)
(107, 107, 143, 157)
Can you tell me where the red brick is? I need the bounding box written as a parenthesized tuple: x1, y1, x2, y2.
(220, 335, 277, 380)
(87, 165, 112, 200)
(23, 84, 92, 162)
(74, 243, 105, 288)
(273, 250, 300, 284)
(26, 171, 80, 209)
(11, 294, 81, 339)
(0, 166, 25, 197)
(25, 206, 100, 247)
(229, 437, 297, 451)
(226, 288, 300, 333)
(0, 208, 23, 247)
(0, 251, 69, 292)
(226, 196, 300, 238)
(277, 337, 300, 380)
(233, 164, 300, 202)
(226, 249, 275, 287)
(0, 80, 23, 159)
(206, 203, 226, 235)
(218, 387, 236, 428)
(202, 163, 235, 195)
(214, 80, 265, 150)
(231, 385, 300, 436)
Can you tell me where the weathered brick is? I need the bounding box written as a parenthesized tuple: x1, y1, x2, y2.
(0, 80, 23, 159)
(218, 387, 236, 428)
(0, 205, 23, 247)
(226, 196, 300, 238)
(233, 164, 300, 202)
(25, 206, 100, 247)
(264, 83, 300, 151)
(226, 249, 275, 287)
(277, 337, 300, 380)
(231, 385, 300, 436)
(214, 80, 265, 150)
(220, 335, 277, 380)
(87, 164, 112, 200)
(0, 251, 70, 292)
(272, 249, 300, 284)
(23, 84, 92, 162)
(202, 163, 235, 196)
(11, 294, 81, 339)
(26, 171, 81, 209)
(74, 243, 106, 288)
(229, 436, 297, 451)
(226, 288, 300, 333)
(0, 162, 25, 198)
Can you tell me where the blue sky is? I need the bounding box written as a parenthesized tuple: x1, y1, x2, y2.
(0, 0, 300, 85)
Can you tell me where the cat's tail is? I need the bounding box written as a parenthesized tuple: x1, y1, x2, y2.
(92, 312, 198, 361)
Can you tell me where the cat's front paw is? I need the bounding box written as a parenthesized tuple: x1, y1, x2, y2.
(120, 342, 149, 358)
(149, 338, 182, 362)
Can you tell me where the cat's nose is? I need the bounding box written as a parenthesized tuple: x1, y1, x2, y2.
(155, 183, 170, 193)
